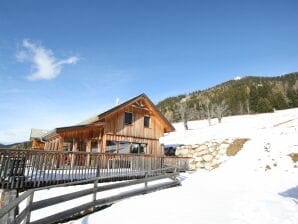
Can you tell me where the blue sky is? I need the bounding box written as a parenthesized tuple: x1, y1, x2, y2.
(1, 0, 298, 143)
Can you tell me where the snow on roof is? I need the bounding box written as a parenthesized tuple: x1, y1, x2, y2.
(30, 128, 49, 140)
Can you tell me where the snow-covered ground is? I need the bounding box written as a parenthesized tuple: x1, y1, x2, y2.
(32, 108, 298, 224)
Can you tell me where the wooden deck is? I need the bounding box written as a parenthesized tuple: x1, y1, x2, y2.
(0, 170, 181, 224)
(0, 149, 190, 190)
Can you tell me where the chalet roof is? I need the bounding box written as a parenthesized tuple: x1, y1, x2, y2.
(30, 128, 49, 140)
(42, 93, 174, 140)
(78, 93, 175, 132)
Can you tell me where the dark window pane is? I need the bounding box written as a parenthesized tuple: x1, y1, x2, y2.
(144, 116, 150, 128)
(124, 112, 133, 125)
(91, 141, 98, 152)
(105, 140, 117, 153)
(130, 143, 146, 154)
(139, 143, 146, 154)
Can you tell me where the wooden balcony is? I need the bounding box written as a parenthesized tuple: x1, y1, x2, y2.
(0, 149, 190, 190)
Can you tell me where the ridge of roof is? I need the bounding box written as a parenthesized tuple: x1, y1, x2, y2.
(80, 93, 174, 131)
(42, 93, 174, 139)
(78, 93, 146, 125)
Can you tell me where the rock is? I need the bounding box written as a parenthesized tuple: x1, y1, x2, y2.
(208, 147, 216, 152)
(207, 142, 215, 148)
(179, 149, 188, 155)
(219, 144, 228, 154)
(188, 158, 195, 164)
(202, 154, 213, 162)
(204, 164, 213, 171)
(188, 163, 196, 170)
(195, 162, 205, 168)
(212, 151, 218, 156)
(211, 159, 219, 166)
(197, 149, 209, 156)
(196, 144, 208, 151)
(194, 156, 203, 162)
(215, 154, 221, 160)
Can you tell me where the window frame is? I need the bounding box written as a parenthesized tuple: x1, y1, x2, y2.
(144, 115, 150, 128)
(130, 142, 146, 154)
(124, 112, 133, 125)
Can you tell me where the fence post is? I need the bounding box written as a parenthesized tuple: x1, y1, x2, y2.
(144, 172, 148, 190)
(92, 179, 98, 212)
(25, 191, 34, 224)
(0, 189, 17, 224)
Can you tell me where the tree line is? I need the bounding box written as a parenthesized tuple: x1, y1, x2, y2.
(157, 72, 298, 129)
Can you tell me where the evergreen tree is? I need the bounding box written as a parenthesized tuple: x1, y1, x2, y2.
(271, 93, 288, 110)
(287, 90, 298, 107)
(257, 98, 273, 113)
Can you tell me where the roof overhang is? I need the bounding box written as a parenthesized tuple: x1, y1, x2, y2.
(43, 123, 105, 140)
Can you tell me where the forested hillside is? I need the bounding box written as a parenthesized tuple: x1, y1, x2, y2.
(157, 72, 298, 124)
(0, 141, 32, 149)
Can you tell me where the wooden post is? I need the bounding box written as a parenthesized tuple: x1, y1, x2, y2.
(144, 172, 148, 190)
(50, 141, 54, 150)
(86, 140, 91, 167)
(0, 189, 17, 224)
(100, 135, 106, 153)
(58, 137, 64, 151)
(25, 192, 34, 224)
(97, 138, 101, 153)
(92, 179, 98, 212)
(71, 140, 78, 167)
(116, 142, 120, 153)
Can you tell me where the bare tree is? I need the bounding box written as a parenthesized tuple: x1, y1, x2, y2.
(178, 98, 189, 130)
(245, 98, 250, 114)
(199, 96, 212, 126)
(213, 100, 228, 123)
(239, 102, 244, 115)
(164, 110, 174, 122)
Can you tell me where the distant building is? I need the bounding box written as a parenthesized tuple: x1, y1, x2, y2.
(29, 128, 49, 149)
(37, 93, 175, 156)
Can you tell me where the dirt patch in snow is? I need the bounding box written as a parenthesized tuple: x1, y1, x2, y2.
(226, 138, 249, 156)
(289, 153, 298, 162)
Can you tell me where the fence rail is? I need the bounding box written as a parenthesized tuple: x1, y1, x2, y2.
(0, 169, 181, 224)
(0, 149, 190, 190)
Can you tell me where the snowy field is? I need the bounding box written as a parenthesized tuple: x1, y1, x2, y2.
(33, 108, 298, 224)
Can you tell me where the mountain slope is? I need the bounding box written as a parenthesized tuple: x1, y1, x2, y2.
(157, 72, 298, 122)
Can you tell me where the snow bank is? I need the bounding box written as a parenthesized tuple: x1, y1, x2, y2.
(37, 108, 298, 224)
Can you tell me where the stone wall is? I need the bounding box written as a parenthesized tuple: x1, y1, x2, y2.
(175, 139, 235, 170)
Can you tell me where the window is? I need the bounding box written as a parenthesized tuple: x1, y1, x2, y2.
(105, 141, 117, 153)
(144, 116, 150, 128)
(124, 112, 133, 125)
(118, 142, 130, 154)
(91, 141, 98, 152)
(131, 143, 146, 154)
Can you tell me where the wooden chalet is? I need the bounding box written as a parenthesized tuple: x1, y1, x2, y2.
(41, 93, 175, 156)
(29, 129, 49, 149)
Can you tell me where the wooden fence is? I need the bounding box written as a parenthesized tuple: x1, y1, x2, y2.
(0, 149, 190, 190)
(0, 168, 180, 224)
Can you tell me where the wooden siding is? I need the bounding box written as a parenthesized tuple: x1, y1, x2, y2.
(103, 105, 164, 140)
(41, 95, 173, 156)
(31, 140, 45, 149)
